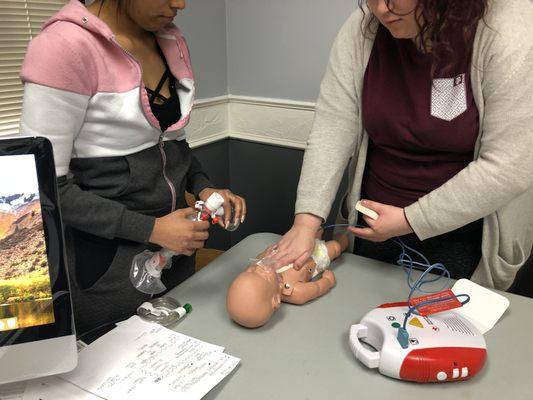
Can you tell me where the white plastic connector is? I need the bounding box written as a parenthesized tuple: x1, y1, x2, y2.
(204, 192, 225, 213)
(355, 200, 379, 220)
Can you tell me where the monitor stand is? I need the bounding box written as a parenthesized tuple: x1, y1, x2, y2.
(0, 334, 77, 384)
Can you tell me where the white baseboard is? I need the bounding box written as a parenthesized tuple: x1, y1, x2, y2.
(2, 95, 315, 150)
(185, 96, 229, 147)
(186, 95, 315, 150)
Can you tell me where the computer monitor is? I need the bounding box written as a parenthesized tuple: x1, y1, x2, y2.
(0, 137, 77, 384)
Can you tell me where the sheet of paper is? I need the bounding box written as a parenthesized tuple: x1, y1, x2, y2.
(451, 278, 510, 334)
(22, 377, 102, 400)
(62, 316, 239, 400)
(90, 316, 224, 353)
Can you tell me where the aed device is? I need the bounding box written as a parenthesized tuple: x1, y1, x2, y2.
(349, 302, 487, 383)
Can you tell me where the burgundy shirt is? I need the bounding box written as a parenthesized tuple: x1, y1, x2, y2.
(361, 25, 479, 208)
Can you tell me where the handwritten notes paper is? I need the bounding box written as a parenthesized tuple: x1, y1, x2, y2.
(62, 316, 239, 400)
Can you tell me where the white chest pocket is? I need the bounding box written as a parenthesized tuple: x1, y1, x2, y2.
(431, 73, 467, 121)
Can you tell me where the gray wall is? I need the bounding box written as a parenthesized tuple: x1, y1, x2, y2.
(176, 3, 354, 246)
(226, 0, 358, 101)
(193, 140, 347, 250)
(175, 0, 359, 101)
(174, 0, 228, 99)
(178, 1, 356, 247)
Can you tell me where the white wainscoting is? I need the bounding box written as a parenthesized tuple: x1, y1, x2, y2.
(186, 95, 316, 150)
(1, 95, 316, 149)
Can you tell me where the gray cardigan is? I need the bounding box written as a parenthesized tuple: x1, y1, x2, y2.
(295, 0, 533, 290)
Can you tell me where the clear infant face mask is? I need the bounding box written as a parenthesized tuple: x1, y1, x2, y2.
(130, 250, 170, 295)
(249, 247, 283, 286)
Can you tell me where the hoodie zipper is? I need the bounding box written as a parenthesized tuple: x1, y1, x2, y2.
(110, 36, 178, 212)
(158, 135, 177, 213)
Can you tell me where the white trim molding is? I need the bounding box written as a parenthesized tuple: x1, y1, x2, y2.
(184, 96, 229, 148)
(186, 95, 316, 150)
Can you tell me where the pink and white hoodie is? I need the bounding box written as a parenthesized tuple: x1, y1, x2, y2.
(20, 0, 195, 178)
(18, 0, 212, 246)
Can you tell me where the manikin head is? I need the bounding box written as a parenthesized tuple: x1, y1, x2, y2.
(226, 264, 282, 328)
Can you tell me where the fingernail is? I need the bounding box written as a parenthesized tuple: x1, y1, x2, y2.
(225, 221, 229, 229)
(241, 216, 245, 223)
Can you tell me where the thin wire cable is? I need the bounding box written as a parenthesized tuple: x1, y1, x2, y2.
(322, 223, 451, 296)
(321, 222, 470, 335)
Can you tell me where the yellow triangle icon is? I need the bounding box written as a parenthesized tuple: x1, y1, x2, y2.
(409, 317, 424, 329)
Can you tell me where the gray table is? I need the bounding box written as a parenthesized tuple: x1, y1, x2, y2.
(167, 233, 533, 400)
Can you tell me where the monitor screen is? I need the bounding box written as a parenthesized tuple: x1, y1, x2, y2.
(0, 138, 76, 385)
(0, 137, 74, 349)
(0, 154, 56, 332)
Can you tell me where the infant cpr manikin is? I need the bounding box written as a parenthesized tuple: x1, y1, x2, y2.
(226, 236, 348, 328)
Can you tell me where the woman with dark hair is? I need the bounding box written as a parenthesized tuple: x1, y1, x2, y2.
(19, 0, 246, 335)
(274, 0, 533, 291)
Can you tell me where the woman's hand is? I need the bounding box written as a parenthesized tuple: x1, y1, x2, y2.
(271, 213, 323, 270)
(149, 208, 210, 256)
(199, 188, 247, 229)
(348, 200, 413, 242)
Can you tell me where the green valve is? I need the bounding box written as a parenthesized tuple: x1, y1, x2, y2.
(392, 322, 401, 328)
(183, 303, 193, 314)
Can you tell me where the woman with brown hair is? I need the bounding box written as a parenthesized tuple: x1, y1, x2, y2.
(274, 0, 533, 291)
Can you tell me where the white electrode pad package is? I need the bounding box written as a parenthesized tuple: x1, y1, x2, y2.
(451, 279, 510, 334)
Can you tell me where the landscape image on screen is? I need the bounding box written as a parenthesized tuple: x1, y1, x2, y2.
(0, 154, 55, 332)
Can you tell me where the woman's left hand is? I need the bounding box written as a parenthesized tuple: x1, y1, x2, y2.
(198, 188, 247, 229)
(348, 200, 414, 242)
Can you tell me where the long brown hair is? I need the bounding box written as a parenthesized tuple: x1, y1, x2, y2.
(360, 0, 488, 76)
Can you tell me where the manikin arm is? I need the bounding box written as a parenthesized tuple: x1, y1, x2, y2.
(283, 270, 336, 305)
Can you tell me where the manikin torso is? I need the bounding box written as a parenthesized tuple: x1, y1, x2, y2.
(278, 260, 330, 304)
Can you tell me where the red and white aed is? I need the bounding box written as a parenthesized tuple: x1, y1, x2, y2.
(349, 302, 487, 383)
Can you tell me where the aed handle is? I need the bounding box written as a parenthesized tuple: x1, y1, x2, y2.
(349, 324, 380, 369)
